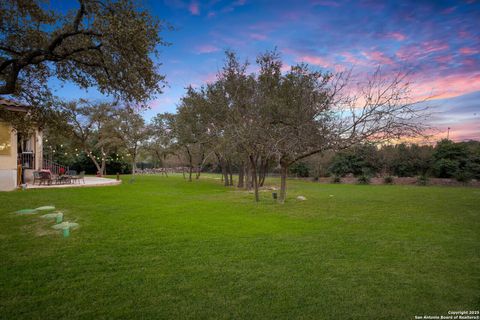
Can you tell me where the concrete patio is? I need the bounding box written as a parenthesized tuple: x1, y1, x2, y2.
(27, 176, 121, 189)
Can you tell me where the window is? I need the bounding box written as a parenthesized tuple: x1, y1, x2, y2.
(0, 122, 12, 155)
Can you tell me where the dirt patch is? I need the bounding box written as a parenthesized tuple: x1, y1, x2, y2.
(21, 218, 58, 237)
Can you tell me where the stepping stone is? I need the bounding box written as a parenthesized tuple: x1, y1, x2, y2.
(51, 222, 79, 230)
(41, 212, 61, 219)
(41, 212, 63, 223)
(51, 221, 78, 237)
(35, 206, 55, 211)
(14, 209, 38, 215)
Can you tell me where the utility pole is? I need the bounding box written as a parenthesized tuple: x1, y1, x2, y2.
(447, 127, 450, 140)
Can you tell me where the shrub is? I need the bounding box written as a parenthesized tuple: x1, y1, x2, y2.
(383, 176, 394, 184)
(331, 175, 341, 183)
(290, 162, 310, 177)
(357, 174, 371, 185)
(454, 171, 472, 184)
(417, 175, 429, 186)
(432, 158, 460, 178)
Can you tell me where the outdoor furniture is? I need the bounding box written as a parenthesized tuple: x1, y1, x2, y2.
(68, 170, 77, 176)
(38, 171, 53, 185)
(71, 171, 85, 184)
(32, 171, 41, 185)
(56, 175, 72, 184)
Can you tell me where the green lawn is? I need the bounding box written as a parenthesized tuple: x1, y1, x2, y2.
(1, 175, 479, 319)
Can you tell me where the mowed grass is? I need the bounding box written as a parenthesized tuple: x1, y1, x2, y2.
(0, 174, 479, 319)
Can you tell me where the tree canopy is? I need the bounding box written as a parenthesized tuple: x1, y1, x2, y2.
(0, 0, 168, 104)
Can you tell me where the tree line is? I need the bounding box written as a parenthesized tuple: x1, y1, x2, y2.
(294, 139, 480, 182)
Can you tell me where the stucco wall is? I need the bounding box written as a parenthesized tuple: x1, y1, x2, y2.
(0, 170, 16, 191)
(0, 122, 17, 170)
(0, 122, 18, 191)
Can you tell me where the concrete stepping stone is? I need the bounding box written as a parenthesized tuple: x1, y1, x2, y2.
(35, 206, 56, 212)
(14, 209, 38, 215)
(41, 212, 63, 223)
(51, 222, 79, 237)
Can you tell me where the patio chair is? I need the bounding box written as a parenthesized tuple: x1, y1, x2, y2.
(38, 171, 53, 185)
(32, 171, 41, 185)
(68, 170, 77, 176)
(72, 171, 85, 184)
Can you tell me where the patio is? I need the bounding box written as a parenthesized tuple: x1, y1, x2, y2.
(27, 176, 121, 189)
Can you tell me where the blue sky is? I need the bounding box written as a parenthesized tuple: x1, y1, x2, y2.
(51, 0, 480, 141)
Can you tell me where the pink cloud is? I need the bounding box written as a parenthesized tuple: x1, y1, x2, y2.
(250, 33, 267, 40)
(280, 64, 291, 73)
(297, 55, 330, 68)
(396, 41, 449, 61)
(363, 51, 394, 65)
(195, 44, 220, 54)
(442, 6, 456, 14)
(435, 55, 453, 64)
(459, 47, 478, 55)
(385, 32, 407, 41)
(202, 72, 218, 84)
(341, 52, 368, 66)
(430, 119, 480, 142)
(413, 72, 480, 100)
(149, 96, 174, 111)
(188, 1, 200, 15)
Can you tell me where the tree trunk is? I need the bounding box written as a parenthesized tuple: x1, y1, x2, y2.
(196, 151, 205, 180)
(101, 147, 107, 176)
(227, 160, 233, 186)
(259, 158, 268, 187)
(220, 158, 229, 187)
(101, 159, 106, 176)
(245, 161, 252, 190)
(186, 146, 193, 182)
(131, 153, 137, 183)
(249, 155, 259, 202)
(237, 162, 244, 188)
(86, 150, 102, 175)
(279, 163, 288, 203)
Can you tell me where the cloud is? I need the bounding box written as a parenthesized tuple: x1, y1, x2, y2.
(188, 1, 200, 15)
(149, 96, 175, 111)
(363, 51, 394, 65)
(296, 55, 330, 68)
(396, 41, 450, 62)
(459, 47, 478, 55)
(195, 44, 220, 54)
(385, 32, 407, 41)
(414, 72, 480, 100)
(202, 72, 218, 84)
(249, 33, 267, 40)
(341, 52, 369, 66)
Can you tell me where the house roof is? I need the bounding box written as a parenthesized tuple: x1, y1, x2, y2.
(0, 98, 30, 112)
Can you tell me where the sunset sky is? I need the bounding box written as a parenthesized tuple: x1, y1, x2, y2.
(53, 0, 480, 141)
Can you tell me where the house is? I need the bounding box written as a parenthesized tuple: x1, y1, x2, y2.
(0, 99, 43, 191)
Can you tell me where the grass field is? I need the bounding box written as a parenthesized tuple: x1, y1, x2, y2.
(1, 174, 479, 319)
